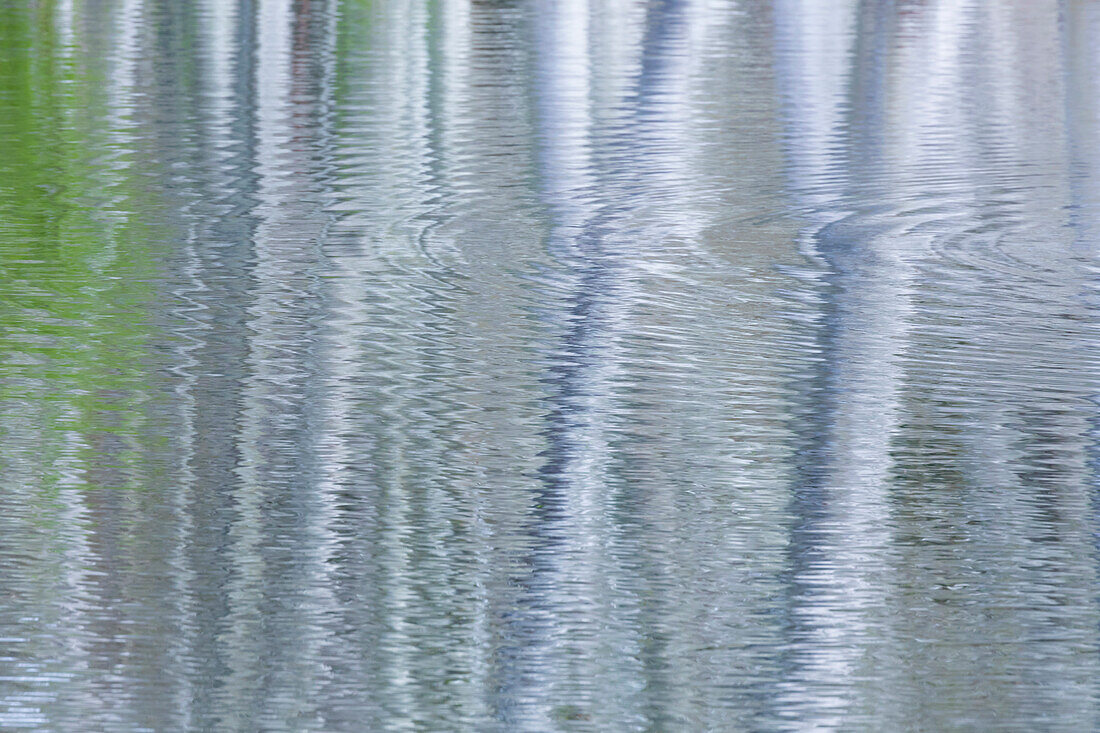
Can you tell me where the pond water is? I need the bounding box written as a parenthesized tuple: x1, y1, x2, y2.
(2, 0, 1100, 730)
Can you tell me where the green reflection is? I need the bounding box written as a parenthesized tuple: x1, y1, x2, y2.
(0, 2, 169, 490)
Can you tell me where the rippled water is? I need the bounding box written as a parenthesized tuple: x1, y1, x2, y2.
(3, 0, 1100, 729)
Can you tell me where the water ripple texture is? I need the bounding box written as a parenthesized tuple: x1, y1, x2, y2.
(2, 0, 1100, 730)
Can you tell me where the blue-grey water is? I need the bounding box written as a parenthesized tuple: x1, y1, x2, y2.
(2, 0, 1100, 730)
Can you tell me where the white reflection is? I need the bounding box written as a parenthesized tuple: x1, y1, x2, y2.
(777, 0, 1100, 726)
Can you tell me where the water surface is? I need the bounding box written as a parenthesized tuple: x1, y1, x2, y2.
(2, 0, 1100, 730)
